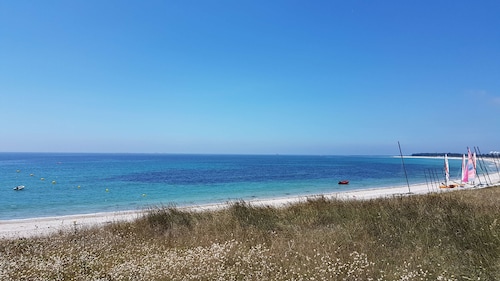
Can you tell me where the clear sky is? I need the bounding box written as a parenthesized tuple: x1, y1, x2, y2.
(1, 1, 499, 155)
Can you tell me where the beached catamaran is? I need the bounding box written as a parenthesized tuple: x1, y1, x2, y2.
(440, 154, 459, 188)
(463, 148, 477, 185)
(441, 148, 479, 188)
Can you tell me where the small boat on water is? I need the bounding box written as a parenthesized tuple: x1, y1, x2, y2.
(338, 180, 349, 185)
(13, 185, 25, 191)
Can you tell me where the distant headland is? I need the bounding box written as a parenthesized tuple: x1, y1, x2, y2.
(412, 152, 500, 158)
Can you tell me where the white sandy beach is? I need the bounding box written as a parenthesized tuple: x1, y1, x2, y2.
(2, 171, 499, 239)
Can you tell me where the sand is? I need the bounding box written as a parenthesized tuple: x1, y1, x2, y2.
(2, 172, 499, 239)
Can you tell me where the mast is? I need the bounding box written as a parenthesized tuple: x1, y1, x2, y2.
(461, 154, 467, 184)
(472, 150, 481, 186)
(493, 151, 500, 175)
(444, 154, 450, 187)
(476, 146, 492, 185)
(398, 141, 411, 193)
(424, 169, 431, 192)
(431, 168, 440, 190)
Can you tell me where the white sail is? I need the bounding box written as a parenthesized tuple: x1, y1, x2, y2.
(444, 154, 450, 187)
(461, 154, 467, 183)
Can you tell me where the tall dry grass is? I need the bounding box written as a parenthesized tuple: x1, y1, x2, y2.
(1, 186, 499, 280)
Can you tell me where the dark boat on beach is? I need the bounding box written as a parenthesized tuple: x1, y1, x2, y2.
(338, 180, 349, 185)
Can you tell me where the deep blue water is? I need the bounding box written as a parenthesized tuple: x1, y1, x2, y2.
(0, 153, 465, 220)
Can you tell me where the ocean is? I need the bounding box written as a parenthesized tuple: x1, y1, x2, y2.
(0, 153, 465, 220)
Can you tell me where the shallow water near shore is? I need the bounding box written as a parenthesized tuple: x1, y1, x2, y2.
(0, 153, 470, 220)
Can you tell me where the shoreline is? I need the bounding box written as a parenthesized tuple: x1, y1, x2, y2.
(2, 173, 499, 239)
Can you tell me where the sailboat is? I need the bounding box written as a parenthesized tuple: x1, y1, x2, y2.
(459, 148, 478, 187)
(471, 151, 477, 183)
(465, 148, 476, 185)
(440, 154, 458, 188)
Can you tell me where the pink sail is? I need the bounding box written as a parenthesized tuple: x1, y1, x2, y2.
(467, 148, 476, 182)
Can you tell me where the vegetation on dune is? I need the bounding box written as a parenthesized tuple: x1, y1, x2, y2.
(1, 187, 499, 280)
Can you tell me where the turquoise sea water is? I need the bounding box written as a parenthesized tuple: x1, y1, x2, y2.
(0, 153, 466, 220)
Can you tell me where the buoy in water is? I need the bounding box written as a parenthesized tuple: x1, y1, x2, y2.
(52, 180, 56, 184)
(105, 188, 109, 192)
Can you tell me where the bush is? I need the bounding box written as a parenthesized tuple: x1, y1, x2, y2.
(1, 186, 499, 280)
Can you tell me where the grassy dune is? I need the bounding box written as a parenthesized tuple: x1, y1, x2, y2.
(1, 186, 499, 280)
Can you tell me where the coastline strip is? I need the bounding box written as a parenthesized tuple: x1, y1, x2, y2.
(1, 173, 499, 239)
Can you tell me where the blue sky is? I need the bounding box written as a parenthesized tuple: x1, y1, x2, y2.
(1, 1, 499, 155)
